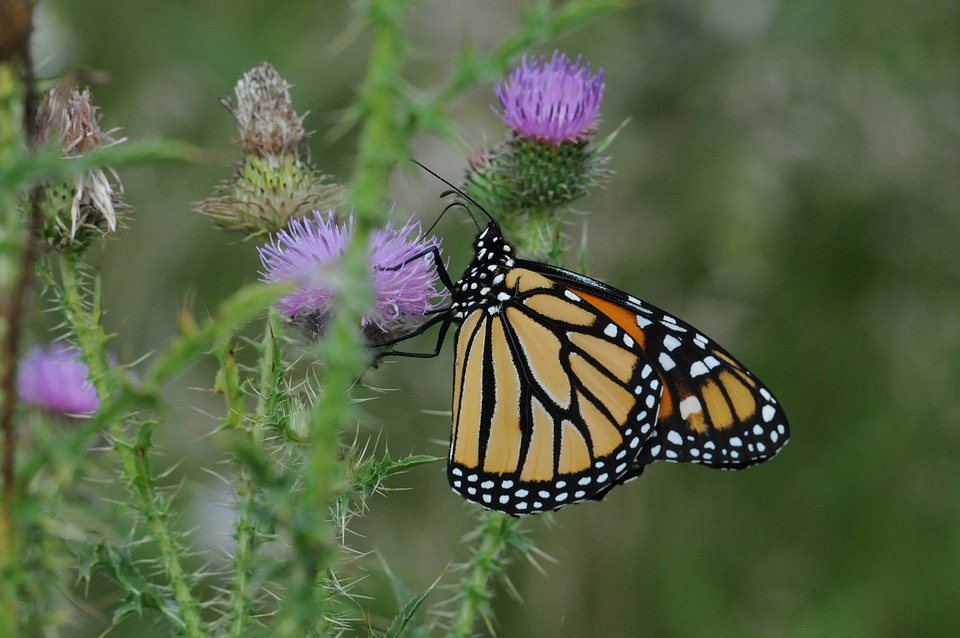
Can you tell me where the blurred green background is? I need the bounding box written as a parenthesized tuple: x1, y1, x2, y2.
(30, 0, 960, 635)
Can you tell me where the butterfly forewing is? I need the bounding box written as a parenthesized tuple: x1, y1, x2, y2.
(448, 267, 661, 515)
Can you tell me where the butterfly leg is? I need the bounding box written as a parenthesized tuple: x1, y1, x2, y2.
(376, 244, 455, 291)
(370, 243, 457, 364)
(370, 312, 454, 364)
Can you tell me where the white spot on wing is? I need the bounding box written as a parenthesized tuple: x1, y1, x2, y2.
(679, 396, 703, 419)
(663, 335, 681, 351)
(658, 352, 676, 371)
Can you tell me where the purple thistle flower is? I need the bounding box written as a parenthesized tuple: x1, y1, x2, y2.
(17, 344, 100, 416)
(493, 51, 605, 144)
(258, 211, 447, 335)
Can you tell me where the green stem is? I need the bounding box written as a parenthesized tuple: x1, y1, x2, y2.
(229, 464, 255, 638)
(126, 428, 207, 636)
(57, 255, 110, 394)
(349, 0, 408, 226)
(450, 512, 524, 638)
(58, 253, 207, 638)
(226, 315, 278, 638)
(270, 0, 415, 634)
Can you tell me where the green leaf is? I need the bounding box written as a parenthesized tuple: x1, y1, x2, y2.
(134, 420, 159, 452)
(69, 540, 98, 585)
(352, 451, 441, 498)
(214, 345, 245, 430)
(381, 453, 442, 476)
(384, 585, 435, 638)
(89, 543, 167, 623)
(0, 140, 197, 193)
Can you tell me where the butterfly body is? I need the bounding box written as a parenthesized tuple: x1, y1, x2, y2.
(439, 222, 788, 516)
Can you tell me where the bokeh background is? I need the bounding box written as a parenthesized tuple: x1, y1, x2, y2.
(30, 0, 959, 636)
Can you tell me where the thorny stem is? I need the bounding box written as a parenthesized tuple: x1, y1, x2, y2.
(58, 253, 208, 638)
(450, 512, 524, 638)
(230, 466, 255, 638)
(223, 318, 276, 638)
(269, 0, 413, 633)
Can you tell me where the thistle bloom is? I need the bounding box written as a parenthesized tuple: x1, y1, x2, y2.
(17, 344, 100, 416)
(493, 51, 605, 144)
(465, 51, 611, 260)
(258, 211, 447, 337)
(35, 80, 127, 247)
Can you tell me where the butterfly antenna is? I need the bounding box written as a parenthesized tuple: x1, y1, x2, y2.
(411, 159, 496, 226)
(432, 199, 480, 234)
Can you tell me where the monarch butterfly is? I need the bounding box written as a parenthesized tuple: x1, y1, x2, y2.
(380, 187, 789, 517)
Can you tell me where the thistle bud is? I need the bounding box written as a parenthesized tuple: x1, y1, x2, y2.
(200, 62, 340, 236)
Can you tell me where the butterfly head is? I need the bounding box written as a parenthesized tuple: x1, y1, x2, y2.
(450, 222, 517, 320)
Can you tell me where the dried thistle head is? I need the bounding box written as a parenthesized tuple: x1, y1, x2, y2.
(34, 79, 129, 250)
(224, 61, 308, 158)
(200, 62, 341, 237)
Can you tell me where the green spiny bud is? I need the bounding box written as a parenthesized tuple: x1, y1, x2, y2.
(464, 135, 609, 261)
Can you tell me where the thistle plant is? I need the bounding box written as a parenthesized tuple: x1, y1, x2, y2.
(0, 1, 627, 636)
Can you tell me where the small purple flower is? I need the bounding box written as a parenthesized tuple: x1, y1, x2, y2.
(493, 51, 605, 144)
(17, 344, 100, 416)
(258, 211, 447, 335)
